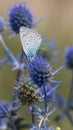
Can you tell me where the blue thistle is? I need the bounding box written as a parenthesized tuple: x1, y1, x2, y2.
(65, 45, 73, 69)
(8, 3, 33, 34)
(28, 55, 53, 87)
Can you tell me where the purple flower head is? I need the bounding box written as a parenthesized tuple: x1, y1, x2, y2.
(8, 3, 33, 34)
(28, 55, 53, 87)
(65, 45, 73, 69)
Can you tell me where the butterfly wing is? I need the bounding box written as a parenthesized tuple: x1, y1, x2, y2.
(20, 26, 42, 60)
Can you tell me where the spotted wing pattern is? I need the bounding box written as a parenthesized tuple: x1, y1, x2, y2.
(20, 26, 42, 60)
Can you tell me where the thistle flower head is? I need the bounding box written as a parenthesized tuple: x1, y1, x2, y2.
(28, 55, 53, 87)
(8, 3, 33, 33)
(17, 77, 40, 105)
(65, 45, 73, 69)
(0, 16, 5, 33)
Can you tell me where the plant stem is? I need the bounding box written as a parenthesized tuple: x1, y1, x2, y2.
(32, 106, 35, 124)
(66, 70, 73, 125)
(0, 34, 18, 66)
(14, 49, 24, 86)
(10, 118, 17, 130)
(67, 70, 73, 103)
(71, 70, 73, 88)
(43, 85, 47, 113)
(13, 49, 24, 106)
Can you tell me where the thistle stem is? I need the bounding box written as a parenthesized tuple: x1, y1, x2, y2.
(32, 106, 35, 124)
(0, 34, 18, 66)
(10, 118, 17, 130)
(43, 85, 47, 113)
(71, 70, 73, 88)
(66, 70, 73, 125)
(67, 70, 73, 102)
(13, 49, 24, 106)
(14, 49, 24, 85)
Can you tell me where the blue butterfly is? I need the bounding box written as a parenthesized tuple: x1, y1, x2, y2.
(20, 26, 42, 60)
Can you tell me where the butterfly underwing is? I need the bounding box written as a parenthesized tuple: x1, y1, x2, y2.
(20, 26, 42, 60)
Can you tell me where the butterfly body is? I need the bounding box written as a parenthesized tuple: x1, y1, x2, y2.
(20, 26, 42, 60)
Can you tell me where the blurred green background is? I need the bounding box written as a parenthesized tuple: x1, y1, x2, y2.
(0, 0, 73, 129)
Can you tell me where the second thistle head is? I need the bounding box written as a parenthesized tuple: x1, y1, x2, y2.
(28, 55, 53, 87)
(17, 77, 40, 105)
